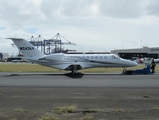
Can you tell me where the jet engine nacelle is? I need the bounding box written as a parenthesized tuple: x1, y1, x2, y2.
(44, 54, 65, 61)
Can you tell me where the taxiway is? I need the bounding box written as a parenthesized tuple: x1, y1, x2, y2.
(0, 72, 159, 87)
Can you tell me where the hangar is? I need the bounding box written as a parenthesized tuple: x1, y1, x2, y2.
(111, 47, 159, 59)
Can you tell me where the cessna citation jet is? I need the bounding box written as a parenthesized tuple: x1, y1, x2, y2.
(8, 38, 137, 74)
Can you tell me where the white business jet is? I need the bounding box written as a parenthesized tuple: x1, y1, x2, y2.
(8, 38, 137, 74)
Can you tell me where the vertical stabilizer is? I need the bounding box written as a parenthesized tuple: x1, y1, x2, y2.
(7, 38, 44, 57)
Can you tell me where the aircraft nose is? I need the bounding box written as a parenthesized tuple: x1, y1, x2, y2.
(123, 59, 138, 67)
(130, 61, 138, 66)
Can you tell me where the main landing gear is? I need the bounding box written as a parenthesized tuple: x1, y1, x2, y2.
(122, 68, 127, 74)
(71, 65, 77, 75)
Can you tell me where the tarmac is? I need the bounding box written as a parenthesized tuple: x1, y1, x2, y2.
(0, 72, 159, 120)
(0, 72, 159, 87)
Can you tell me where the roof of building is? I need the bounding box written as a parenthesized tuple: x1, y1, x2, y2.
(111, 47, 159, 53)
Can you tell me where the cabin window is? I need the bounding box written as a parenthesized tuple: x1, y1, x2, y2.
(91, 56, 94, 59)
(104, 56, 107, 59)
(95, 56, 98, 59)
(86, 56, 89, 59)
(100, 56, 102, 59)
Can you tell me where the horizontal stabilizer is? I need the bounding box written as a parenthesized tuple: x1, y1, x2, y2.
(6, 38, 24, 40)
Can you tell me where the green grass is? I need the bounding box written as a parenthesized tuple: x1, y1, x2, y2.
(143, 95, 151, 98)
(150, 107, 159, 111)
(82, 108, 103, 113)
(13, 108, 26, 112)
(53, 105, 77, 114)
(0, 63, 158, 73)
(112, 108, 125, 113)
(38, 114, 59, 120)
(81, 116, 94, 120)
(0, 63, 60, 72)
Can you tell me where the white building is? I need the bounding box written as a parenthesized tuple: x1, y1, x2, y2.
(3, 53, 10, 60)
(111, 47, 159, 59)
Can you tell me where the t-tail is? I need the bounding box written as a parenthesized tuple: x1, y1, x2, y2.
(7, 38, 44, 58)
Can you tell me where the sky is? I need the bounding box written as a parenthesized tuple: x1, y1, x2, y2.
(0, 0, 159, 55)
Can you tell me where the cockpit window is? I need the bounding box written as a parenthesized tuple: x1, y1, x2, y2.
(111, 55, 120, 60)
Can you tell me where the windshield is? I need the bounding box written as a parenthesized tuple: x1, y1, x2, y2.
(111, 55, 121, 60)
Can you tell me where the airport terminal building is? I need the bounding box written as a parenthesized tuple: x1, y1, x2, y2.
(111, 47, 159, 59)
(0, 52, 10, 61)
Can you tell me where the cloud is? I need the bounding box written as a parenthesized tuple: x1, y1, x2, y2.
(146, 0, 159, 17)
(0, 0, 158, 28)
(99, 0, 148, 18)
(0, 0, 159, 55)
(0, 0, 43, 28)
(40, 0, 98, 18)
